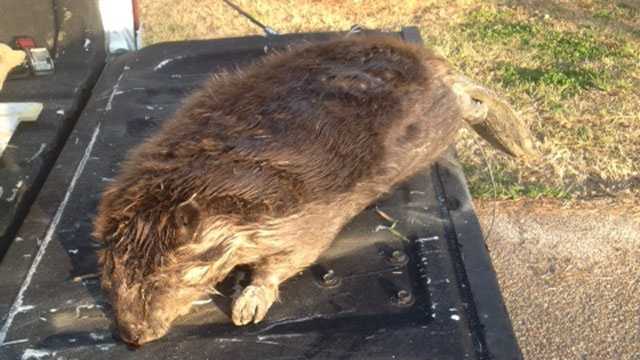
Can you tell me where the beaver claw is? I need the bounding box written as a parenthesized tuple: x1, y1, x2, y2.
(231, 285, 277, 325)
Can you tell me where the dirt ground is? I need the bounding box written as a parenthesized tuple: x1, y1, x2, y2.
(476, 200, 640, 359)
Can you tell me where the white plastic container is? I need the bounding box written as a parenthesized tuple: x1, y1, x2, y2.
(0, 102, 43, 157)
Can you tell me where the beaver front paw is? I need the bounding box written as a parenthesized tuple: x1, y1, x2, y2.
(231, 285, 277, 325)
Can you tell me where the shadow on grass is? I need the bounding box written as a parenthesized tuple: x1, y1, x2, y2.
(496, 63, 601, 97)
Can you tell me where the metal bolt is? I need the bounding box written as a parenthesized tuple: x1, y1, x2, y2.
(389, 250, 408, 266)
(445, 196, 461, 211)
(395, 289, 414, 306)
(320, 269, 340, 288)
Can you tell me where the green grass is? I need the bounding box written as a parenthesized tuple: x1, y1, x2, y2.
(464, 163, 571, 200)
(461, 9, 633, 98)
(463, 10, 536, 44)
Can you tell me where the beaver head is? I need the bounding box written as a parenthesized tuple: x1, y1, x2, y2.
(95, 194, 209, 345)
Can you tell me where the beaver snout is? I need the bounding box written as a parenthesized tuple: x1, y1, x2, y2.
(105, 270, 202, 346)
(118, 326, 142, 348)
(118, 320, 167, 347)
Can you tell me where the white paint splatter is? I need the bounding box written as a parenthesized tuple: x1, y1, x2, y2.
(153, 56, 184, 71)
(76, 304, 96, 318)
(213, 338, 243, 343)
(450, 314, 461, 321)
(15, 236, 23, 242)
(27, 143, 47, 162)
(89, 332, 105, 341)
(6, 180, 24, 202)
(56, 109, 65, 116)
(67, 249, 79, 254)
(416, 236, 439, 243)
(154, 59, 172, 70)
(105, 73, 125, 111)
(17, 305, 34, 313)
(374, 225, 389, 232)
(256, 339, 280, 345)
(68, 338, 77, 343)
(0, 125, 101, 345)
(98, 344, 115, 351)
(48, 309, 57, 313)
(257, 334, 304, 341)
(21, 348, 56, 360)
(83, 38, 91, 51)
(0, 338, 28, 346)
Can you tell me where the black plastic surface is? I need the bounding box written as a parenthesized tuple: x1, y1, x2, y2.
(0, 0, 106, 255)
(0, 28, 521, 359)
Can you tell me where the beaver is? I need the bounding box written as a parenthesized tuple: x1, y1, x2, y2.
(93, 35, 536, 346)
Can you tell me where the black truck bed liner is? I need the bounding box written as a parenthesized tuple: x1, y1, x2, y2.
(0, 29, 521, 359)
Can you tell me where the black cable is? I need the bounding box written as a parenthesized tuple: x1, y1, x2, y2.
(221, 0, 278, 36)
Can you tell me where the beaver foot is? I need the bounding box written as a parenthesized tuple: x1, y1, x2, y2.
(231, 284, 278, 325)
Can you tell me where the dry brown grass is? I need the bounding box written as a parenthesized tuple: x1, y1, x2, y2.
(138, 0, 640, 202)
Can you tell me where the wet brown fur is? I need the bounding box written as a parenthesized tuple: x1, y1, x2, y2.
(93, 36, 464, 345)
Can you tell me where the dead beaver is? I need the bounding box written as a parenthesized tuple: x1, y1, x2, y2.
(93, 35, 536, 346)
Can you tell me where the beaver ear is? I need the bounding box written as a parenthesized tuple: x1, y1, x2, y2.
(176, 200, 200, 228)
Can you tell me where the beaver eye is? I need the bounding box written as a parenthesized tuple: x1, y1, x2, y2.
(400, 123, 419, 143)
(176, 201, 199, 228)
